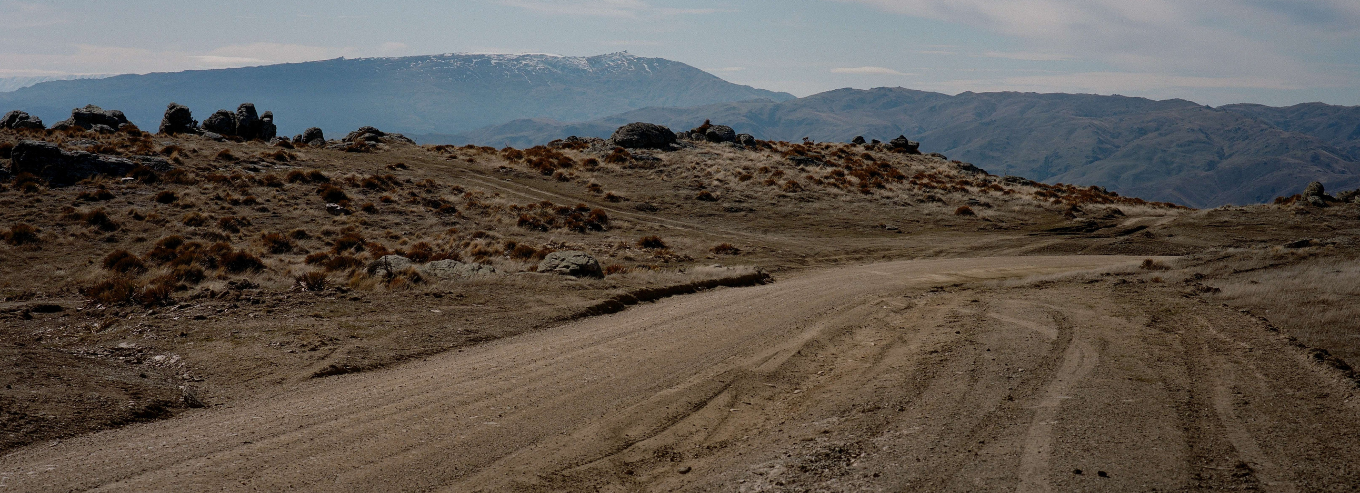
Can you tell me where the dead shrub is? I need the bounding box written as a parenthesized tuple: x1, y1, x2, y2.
(638, 235, 668, 249)
(102, 249, 147, 274)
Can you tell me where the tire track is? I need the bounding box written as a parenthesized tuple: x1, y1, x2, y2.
(1016, 313, 1098, 493)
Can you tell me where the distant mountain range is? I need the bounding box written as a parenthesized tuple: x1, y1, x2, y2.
(431, 88, 1360, 208)
(3, 53, 1357, 207)
(0, 74, 112, 93)
(0, 53, 793, 137)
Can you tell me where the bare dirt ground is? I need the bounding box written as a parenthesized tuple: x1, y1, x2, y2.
(4, 255, 1358, 492)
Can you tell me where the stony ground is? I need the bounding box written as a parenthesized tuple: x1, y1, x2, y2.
(1, 126, 1358, 490)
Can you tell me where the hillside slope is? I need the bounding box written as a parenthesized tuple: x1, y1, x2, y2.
(0, 53, 792, 137)
(439, 88, 1360, 207)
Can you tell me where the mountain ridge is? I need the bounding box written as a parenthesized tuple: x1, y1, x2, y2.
(0, 52, 794, 138)
(428, 88, 1360, 207)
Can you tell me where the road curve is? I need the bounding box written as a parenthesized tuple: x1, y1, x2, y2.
(3, 255, 1358, 492)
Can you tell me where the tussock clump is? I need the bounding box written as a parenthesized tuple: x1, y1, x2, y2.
(955, 205, 976, 216)
(67, 208, 120, 231)
(318, 184, 349, 203)
(182, 212, 208, 227)
(214, 149, 237, 162)
(711, 243, 741, 255)
(1140, 259, 1171, 271)
(260, 232, 294, 254)
(220, 249, 265, 273)
(76, 188, 115, 202)
(2, 224, 40, 246)
(514, 201, 609, 233)
(296, 271, 328, 291)
(638, 236, 668, 249)
(102, 250, 147, 274)
(287, 169, 329, 184)
(154, 191, 178, 204)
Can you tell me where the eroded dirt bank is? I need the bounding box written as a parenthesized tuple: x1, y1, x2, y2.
(3, 255, 1358, 492)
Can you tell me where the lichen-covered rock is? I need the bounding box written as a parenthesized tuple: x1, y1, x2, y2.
(1, 110, 44, 130)
(736, 134, 757, 146)
(301, 127, 324, 144)
(423, 260, 497, 279)
(537, 250, 603, 278)
(704, 125, 736, 143)
(368, 255, 413, 278)
(202, 110, 237, 136)
(158, 103, 197, 135)
(852, 136, 867, 145)
(607, 123, 676, 150)
(235, 103, 260, 140)
(1304, 181, 1326, 198)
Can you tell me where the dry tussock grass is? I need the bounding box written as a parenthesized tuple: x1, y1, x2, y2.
(1209, 255, 1360, 364)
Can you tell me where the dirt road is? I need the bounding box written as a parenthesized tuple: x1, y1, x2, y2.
(4, 256, 1358, 491)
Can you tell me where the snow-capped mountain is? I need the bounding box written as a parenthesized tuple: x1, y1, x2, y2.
(0, 53, 793, 137)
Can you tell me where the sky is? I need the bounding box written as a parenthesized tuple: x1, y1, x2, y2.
(1, 0, 1357, 107)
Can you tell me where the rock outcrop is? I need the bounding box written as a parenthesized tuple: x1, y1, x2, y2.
(851, 136, 867, 145)
(368, 255, 415, 278)
(1, 111, 44, 130)
(199, 103, 278, 140)
(537, 251, 603, 278)
(704, 125, 737, 143)
(158, 103, 198, 135)
(8, 140, 171, 186)
(889, 135, 921, 154)
(50, 105, 128, 131)
(608, 123, 676, 150)
(341, 126, 414, 145)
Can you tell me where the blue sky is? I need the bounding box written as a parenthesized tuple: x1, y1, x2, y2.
(1, 0, 1356, 106)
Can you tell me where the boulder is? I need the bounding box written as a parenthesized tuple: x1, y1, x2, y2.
(368, 255, 414, 278)
(889, 135, 921, 154)
(48, 105, 129, 131)
(1307, 195, 1328, 208)
(258, 111, 277, 141)
(201, 110, 237, 136)
(851, 136, 867, 145)
(344, 126, 385, 142)
(1, 110, 44, 130)
(91, 124, 115, 134)
(158, 103, 198, 135)
(301, 127, 325, 143)
(235, 103, 260, 139)
(1304, 181, 1326, 198)
(607, 123, 676, 150)
(201, 132, 226, 142)
(537, 250, 603, 278)
(423, 259, 497, 279)
(325, 203, 352, 215)
(704, 125, 737, 143)
(736, 134, 757, 146)
(8, 140, 171, 187)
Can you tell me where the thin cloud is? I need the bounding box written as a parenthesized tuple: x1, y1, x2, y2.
(708, 67, 746, 73)
(831, 0, 1354, 90)
(832, 66, 907, 75)
(500, 0, 725, 18)
(982, 51, 1073, 61)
